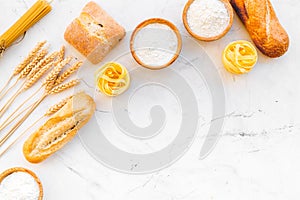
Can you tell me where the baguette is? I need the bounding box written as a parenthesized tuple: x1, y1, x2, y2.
(64, 1, 126, 64)
(23, 92, 96, 163)
(230, 0, 289, 58)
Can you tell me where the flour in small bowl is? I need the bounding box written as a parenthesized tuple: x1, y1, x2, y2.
(187, 0, 230, 38)
(0, 172, 40, 200)
(133, 23, 179, 68)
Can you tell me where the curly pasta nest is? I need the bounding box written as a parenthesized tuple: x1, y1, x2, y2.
(96, 62, 130, 96)
(222, 40, 257, 74)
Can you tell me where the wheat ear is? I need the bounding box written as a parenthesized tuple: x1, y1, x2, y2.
(53, 46, 65, 66)
(19, 48, 48, 79)
(55, 61, 83, 86)
(5, 51, 61, 119)
(0, 65, 80, 147)
(45, 96, 72, 116)
(24, 61, 54, 90)
(44, 57, 72, 90)
(0, 50, 59, 126)
(0, 41, 46, 99)
(1, 61, 55, 126)
(27, 51, 58, 80)
(13, 41, 46, 76)
(48, 79, 80, 95)
(58, 46, 65, 61)
(0, 49, 48, 117)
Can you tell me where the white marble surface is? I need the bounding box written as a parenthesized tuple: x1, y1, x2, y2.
(0, 0, 300, 199)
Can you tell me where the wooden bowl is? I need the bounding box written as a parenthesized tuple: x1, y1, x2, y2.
(0, 167, 43, 200)
(130, 18, 182, 70)
(182, 0, 233, 41)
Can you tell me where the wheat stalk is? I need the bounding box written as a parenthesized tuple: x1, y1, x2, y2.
(53, 46, 65, 66)
(0, 41, 46, 99)
(0, 115, 42, 158)
(48, 79, 80, 95)
(58, 46, 65, 61)
(0, 78, 20, 100)
(13, 41, 46, 76)
(0, 97, 38, 131)
(0, 44, 79, 147)
(0, 79, 80, 146)
(55, 61, 83, 86)
(2, 48, 61, 121)
(19, 48, 48, 79)
(0, 76, 14, 98)
(24, 61, 54, 90)
(0, 56, 71, 125)
(0, 95, 46, 146)
(0, 42, 81, 148)
(0, 61, 54, 124)
(0, 84, 24, 117)
(44, 57, 72, 90)
(45, 95, 72, 116)
(27, 51, 58, 80)
(0, 49, 49, 117)
(3, 50, 65, 121)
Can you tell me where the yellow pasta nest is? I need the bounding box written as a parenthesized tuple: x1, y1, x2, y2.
(96, 62, 130, 96)
(222, 40, 258, 74)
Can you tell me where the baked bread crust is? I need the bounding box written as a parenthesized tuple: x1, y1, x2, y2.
(230, 0, 289, 58)
(23, 92, 96, 163)
(64, 1, 125, 64)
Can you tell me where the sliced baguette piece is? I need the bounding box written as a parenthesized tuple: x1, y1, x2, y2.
(23, 92, 96, 163)
(64, 1, 126, 64)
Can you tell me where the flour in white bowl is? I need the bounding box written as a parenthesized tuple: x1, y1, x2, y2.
(0, 172, 40, 200)
(133, 23, 178, 68)
(187, 0, 230, 38)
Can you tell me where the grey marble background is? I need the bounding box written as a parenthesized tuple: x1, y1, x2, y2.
(0, 0, 299, 199)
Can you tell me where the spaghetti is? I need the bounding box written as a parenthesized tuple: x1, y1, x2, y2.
(0, 0, 51, 56)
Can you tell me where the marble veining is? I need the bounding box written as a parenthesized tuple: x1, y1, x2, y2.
(0, 0, 299, 199)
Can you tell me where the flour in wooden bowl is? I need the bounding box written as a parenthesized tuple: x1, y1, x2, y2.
(186, 0, 231, 39)
(0, 172, 40, 200)
(131, 18, 182, 70)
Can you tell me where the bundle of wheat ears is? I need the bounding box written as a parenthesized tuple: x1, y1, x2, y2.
(0, 41, 83, 148)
